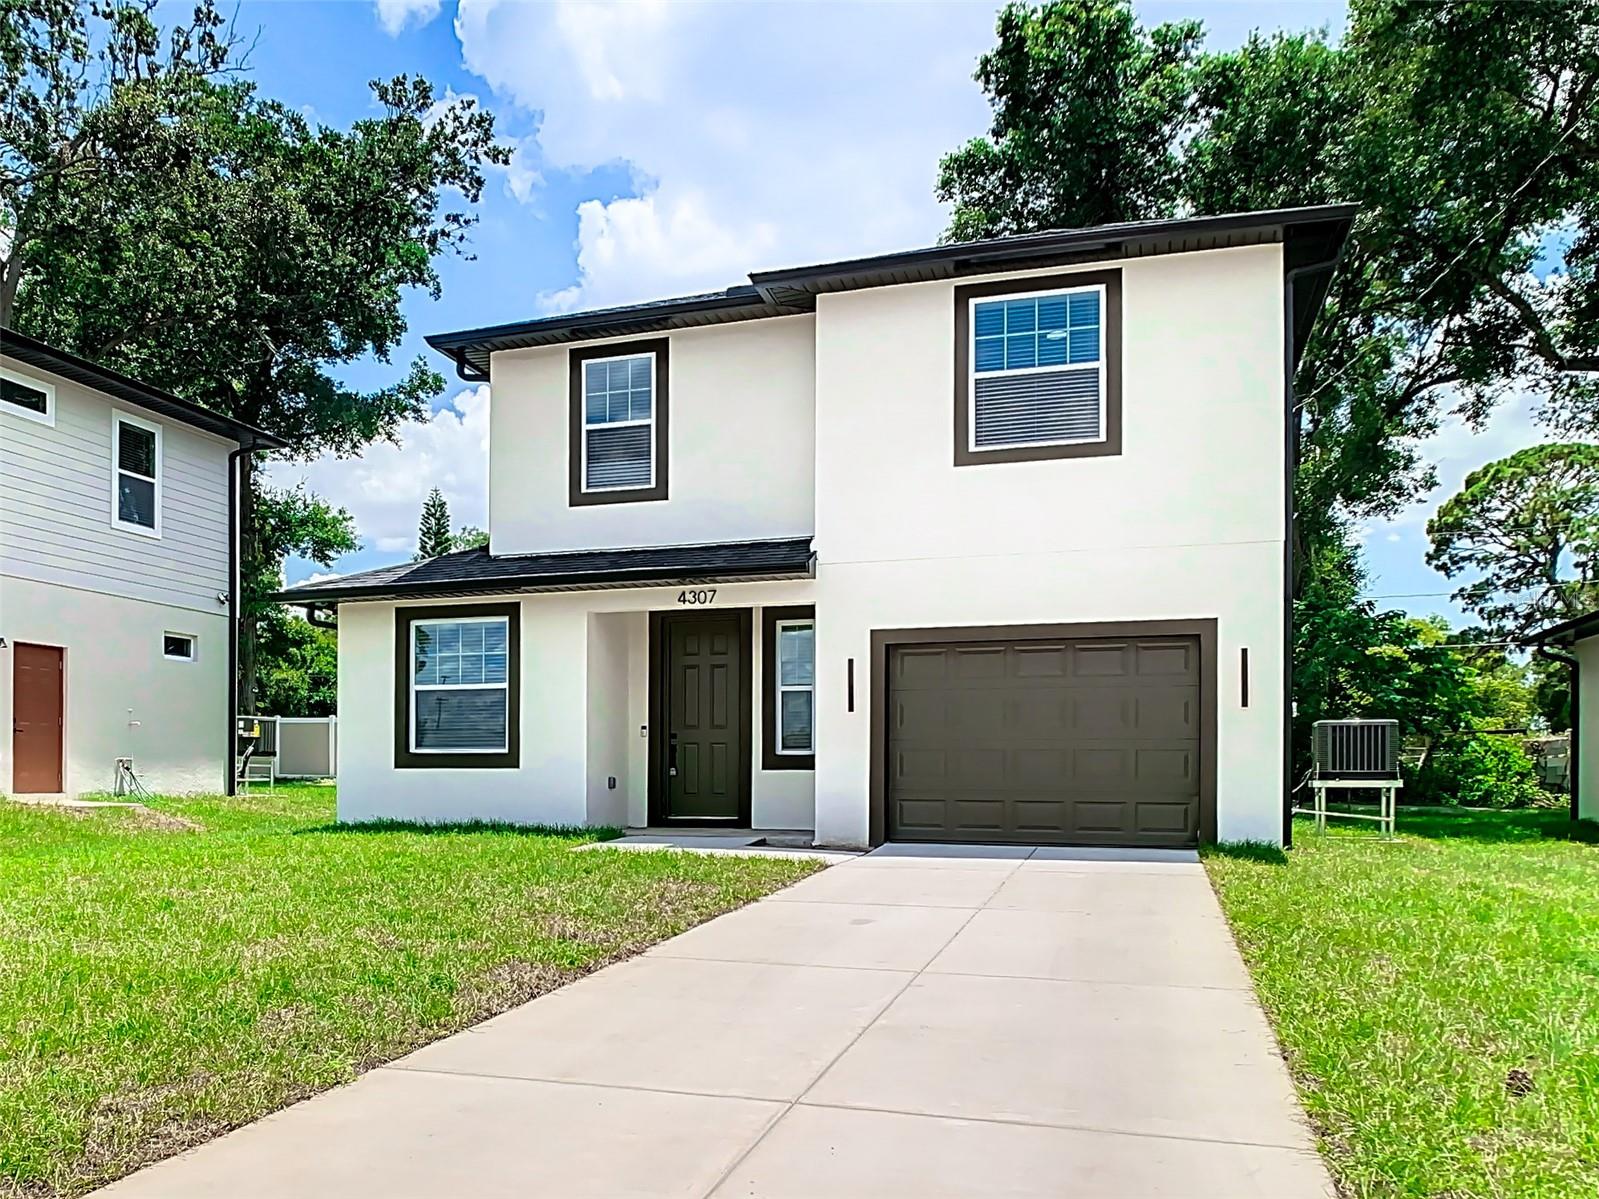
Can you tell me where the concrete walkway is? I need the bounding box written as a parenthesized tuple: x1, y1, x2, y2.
(98, 845, 1331, 1198)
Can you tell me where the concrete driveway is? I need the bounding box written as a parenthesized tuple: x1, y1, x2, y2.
(98, 845, 1331, 1198)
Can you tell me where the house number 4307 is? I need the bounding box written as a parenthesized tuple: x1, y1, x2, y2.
(677, 588, 717, 605)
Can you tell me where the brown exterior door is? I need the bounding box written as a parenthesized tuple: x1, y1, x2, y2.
(12, 643, 64, 794)
(887, 634, 1201, 847)
(660, 613, 750, 823)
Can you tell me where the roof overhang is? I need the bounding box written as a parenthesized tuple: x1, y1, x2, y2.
(424, 205, 1359, 380)
(276, 537, 816, 606)
(1, 327, 287, 450)
(1529, 610, 1599, 647)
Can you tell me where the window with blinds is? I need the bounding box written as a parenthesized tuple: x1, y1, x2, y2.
(1, 366, 54, 426)
(112, 413, 161, 536)
(582, 353, 655, 491)
(969, 285, 1104, 450)
(775, 619, 815, 754)
(410, 617, 510, 753)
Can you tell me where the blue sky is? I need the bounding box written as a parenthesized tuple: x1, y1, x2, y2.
(248, 0, 1547, 623)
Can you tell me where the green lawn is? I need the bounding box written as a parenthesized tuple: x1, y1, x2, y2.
(0, 785, 821, 1197)
(1205, 807, 1599, 1199)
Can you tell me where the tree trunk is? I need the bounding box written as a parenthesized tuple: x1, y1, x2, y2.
(237, 453, 259, 715)
(0, 253, 19, 329)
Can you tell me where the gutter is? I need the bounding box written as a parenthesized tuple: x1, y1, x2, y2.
(1534, 643, 1581, 822)
(276, 561, 817, 606)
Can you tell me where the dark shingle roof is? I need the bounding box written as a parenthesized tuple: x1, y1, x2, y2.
(276, 537, 815, 605)
(425, 204, 1358, 379)
(1, 327, 287, 449)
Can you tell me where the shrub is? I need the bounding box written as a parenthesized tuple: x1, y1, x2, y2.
(1409, 735, 1550, 809)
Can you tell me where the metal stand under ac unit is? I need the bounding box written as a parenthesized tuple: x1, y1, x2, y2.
(1299, 777, 1401, 839)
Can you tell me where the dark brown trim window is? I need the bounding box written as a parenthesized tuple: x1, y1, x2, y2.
(761, 604, 815, 770)
(569, 337, 669, 506)
(953, 269, 1122, 467)
(394, 602, 521, 769)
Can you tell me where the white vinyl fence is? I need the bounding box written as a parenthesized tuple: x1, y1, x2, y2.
(270, 716, 338, 779)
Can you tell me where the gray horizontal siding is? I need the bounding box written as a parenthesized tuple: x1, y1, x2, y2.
(0, 364, 232, 614)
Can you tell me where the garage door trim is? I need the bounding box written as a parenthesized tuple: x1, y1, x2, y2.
(868, 619, 1217, 847)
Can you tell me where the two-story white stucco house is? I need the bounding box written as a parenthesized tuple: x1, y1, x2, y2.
(279, 205, 1355, 849)
(1, 330, 283, 797)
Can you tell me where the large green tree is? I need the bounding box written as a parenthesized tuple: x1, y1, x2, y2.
(1426, 443, 1599, 637)
(2, 0, 507, 708)
(255, 617, 337, 718)
(1293, 536, 1486, 758)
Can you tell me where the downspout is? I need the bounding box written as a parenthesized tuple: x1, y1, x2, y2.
(1535, 644, 1580, 822)
(1282, 247, 1346, 848)
(226, 441, 275, 796)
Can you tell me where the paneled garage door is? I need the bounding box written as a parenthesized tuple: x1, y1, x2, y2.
(886, 634, 1203, 847)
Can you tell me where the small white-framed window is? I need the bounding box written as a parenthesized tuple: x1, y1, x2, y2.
(1, 365, 55, 427)
(410, 616, 510, 753)
(775, 619, 815, 755)
(968, 284, 1105, 451)
(111, 411, 162, 537)
(581, 352, 655, 492)
(163, 633, 196, 661)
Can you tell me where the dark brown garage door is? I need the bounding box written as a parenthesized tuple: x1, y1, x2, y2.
(886, 634, 1202, 847)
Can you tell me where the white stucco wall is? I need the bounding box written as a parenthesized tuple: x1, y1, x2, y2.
(488, 315, 816, 556)
(336, 581, 817, 828)
(339, 242, 1290, 844)
(0, 574, 228, 795)
(1575, 638, 1599, 822)
(809, 244, 1287, 847)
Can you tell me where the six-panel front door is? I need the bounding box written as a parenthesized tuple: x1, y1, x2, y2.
(12, 643, 64, 794)
(663, 613, 748, 822)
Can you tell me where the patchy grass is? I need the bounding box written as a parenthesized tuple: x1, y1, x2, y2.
(0, 784, 821, 1197)
(1205, 807, 1599, 1199)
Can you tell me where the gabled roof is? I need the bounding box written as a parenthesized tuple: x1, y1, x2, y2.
(426, 204, 1358, 380)
(1528, 610, 1599, 646)
(1, 327, 287, 449)
(276, 536, 816, 605)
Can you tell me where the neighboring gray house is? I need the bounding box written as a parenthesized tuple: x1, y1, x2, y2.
(0, 330, 282, 797)
(1531, 611, 1598, 823)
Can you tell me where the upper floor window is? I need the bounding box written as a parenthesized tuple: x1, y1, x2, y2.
(569, 338, 670, 506)
(112, 411, 161, 537)
(954, 271, 1122, 466)
(1, 365, 54, 427)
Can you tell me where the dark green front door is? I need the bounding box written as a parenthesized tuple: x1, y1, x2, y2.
(662, 612, 749, 822)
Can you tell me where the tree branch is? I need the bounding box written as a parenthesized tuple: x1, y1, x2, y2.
(1486, 275, 1599, 374)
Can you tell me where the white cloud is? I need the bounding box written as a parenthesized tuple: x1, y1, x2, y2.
(1378, 389, 1555, 534)
(502, 136, 545, 205)
(452, 0, 997, 309)
(375, 0, 442, 36)
(267, 385, 490, 556)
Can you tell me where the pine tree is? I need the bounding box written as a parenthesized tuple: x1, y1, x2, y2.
(416, 489, 453, 560)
